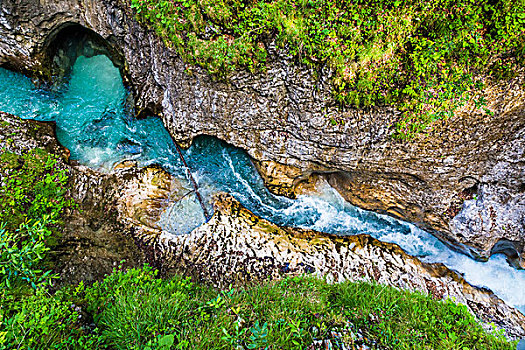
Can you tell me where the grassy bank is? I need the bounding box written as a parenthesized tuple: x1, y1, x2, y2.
(130, 0, 525, 138)
(0, 265, 517, 349)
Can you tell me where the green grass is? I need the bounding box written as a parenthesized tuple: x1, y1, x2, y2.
(1, 265, 516, 349)
(130, 0, 525, 139)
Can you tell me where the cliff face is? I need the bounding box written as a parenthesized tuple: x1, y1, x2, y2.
(0, 0, 524, 264)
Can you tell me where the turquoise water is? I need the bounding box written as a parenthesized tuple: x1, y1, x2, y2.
(0, 55, 524, 313)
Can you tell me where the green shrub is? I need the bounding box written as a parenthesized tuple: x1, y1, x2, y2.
(0, 148, 72, 231)
(0, 220, 55, 288)
(130, 0, 525, 139)
(0, 287, 104, 350)
(0, 148, 74, 289)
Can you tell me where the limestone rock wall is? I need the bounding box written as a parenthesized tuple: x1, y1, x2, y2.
(0, 0, 524, 264)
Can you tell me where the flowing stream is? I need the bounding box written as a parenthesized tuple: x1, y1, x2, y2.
(0, 54, 524, 313)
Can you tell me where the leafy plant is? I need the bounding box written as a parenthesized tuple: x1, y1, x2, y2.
(221, 318, 247, 348)
(247, 320, 268, 349)
(0, 287, 104, 350)
(0, 220, 55, 288)
(0, 148, 72, 230)
(0, 148, 73, 289)
(145, 334, 175, 350)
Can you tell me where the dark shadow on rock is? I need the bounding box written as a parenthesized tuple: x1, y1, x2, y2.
(40, 22, 128, 85)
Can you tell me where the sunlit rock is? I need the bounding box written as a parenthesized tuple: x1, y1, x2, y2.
(162, 192, 525, 338)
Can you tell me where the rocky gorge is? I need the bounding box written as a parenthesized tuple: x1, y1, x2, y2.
(1, 0, 524, 266)
(2, 110, 525, 338)
(0, 0, 525, 342)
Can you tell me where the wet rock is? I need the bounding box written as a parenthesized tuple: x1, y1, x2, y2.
(0, 114, 66, 158)
(118, 166, 189, 243)
(113, 159, 137, 170)
(253, 160, 303, 198)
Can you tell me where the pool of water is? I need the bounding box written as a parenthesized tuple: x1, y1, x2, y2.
(0, 54, 524, 313)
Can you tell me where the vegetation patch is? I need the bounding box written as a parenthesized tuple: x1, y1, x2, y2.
(0, 264, 518, 349)
(130, 0, 525, 138)
(0, 148, 73, 288)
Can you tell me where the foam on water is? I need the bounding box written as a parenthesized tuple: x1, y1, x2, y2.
(0, 55, 524, 313)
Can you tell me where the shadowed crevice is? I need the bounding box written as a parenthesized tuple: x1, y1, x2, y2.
(40, 22, 128, 84)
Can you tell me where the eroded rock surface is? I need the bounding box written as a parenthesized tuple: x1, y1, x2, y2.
(253, 160, 303, 197)
(1, 0, 523, 264)
(118, 166, 191, 243)
(114, 163, 525, 338)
